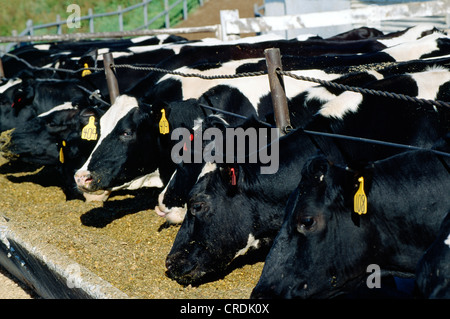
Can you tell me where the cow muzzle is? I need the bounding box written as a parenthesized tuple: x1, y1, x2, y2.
(155, 191, 187, 224)
(74, 170, 94, 191)
(165, 252, 207, 286)
(74, 170, 111, 202)
(74, 170, 112, 202)
(155, 204, 187, 224)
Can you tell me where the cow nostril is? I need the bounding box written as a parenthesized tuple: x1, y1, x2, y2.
(74, 170, 93, 185)
(165, 256, 175, 272)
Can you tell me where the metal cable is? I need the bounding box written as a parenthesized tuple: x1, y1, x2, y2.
(3, 52, 450, 109)
(279, 70, 450, 109)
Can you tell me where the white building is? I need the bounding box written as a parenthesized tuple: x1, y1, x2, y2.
(261, 0, 449, 38)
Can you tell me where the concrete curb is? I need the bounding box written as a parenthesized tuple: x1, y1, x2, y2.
(0, 217, 129, 299)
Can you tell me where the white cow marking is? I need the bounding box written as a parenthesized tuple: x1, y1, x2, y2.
(197, 162, 217, 182)
(234, 234, 260, 259)
(318, 91, 364, 119)
(38, 102, 75, 117)
(383, 33, 443, 62)
(409, 66, 450, 101)
(444, 233, 450, 248)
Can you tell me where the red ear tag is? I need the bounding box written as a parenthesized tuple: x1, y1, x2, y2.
(230, 168, 237, 186)
(12, 97, 21, 108)
(183, 134, 194, 151)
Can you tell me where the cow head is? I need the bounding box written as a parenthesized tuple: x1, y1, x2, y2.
(155, 114, 231, 224)
(10, 83, 34, 115)
(1, 103, 103, 166)
(251, 155, 375, 298)
(165, 124, 290, 285)
(155, 161, 203, 224)
(165, 161, 270, 285)
(74, 95, 165, 200)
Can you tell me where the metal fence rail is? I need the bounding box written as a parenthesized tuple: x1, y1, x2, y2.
(1, 0, 449, 52)
(1, 0, 204, 53)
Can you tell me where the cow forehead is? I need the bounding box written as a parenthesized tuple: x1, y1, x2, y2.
(197, 162, 218, 182)
(99, 95, 139, 137)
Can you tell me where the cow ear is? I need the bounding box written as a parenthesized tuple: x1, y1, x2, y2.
(79, 107, 101, 123)
(138, 101, 153, 115)
(301, 155, 330, 183)
(351, 165, 373, 194)
(149, 101, 171, 118)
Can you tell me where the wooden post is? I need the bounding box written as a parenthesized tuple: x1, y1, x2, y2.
(264, 48, 291, 136)
(0, 58, 5, 79)
(103, 53, 120, 104)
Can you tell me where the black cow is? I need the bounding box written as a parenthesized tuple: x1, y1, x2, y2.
(165, 67, 450, 286)
(251, 150, 450, 298)
(0, 77, 96, 132)
(0, 102, 105, 200)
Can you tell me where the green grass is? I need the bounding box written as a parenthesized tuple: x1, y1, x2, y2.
(0, 0, 201, 36)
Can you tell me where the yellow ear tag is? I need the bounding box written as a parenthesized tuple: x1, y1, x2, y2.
(354, 176, 367, 215)
(81, 116, 98, 141)
(159, 109, 169, 135)
(59, 140, 66, 164)
(81, 63, 92, 77)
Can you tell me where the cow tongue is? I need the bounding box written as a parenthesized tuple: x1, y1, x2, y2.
(154, 205, 168, 217)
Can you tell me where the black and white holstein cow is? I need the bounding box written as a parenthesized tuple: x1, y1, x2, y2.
(0, 77, 97, 132)
(164, 66, 450, 286)
(251, 150, 450, 298)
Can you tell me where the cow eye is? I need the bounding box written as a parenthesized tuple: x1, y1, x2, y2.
(120, 129, 134, 140)
(297, 216, 316, 233)
(190, 202, 208, 216)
